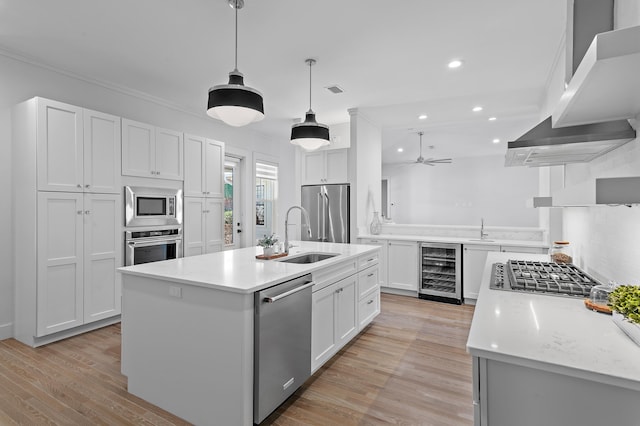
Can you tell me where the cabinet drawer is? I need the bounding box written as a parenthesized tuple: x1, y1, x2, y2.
(312, 259, 358, 292)
(358, 267, 379, 299)
(358, 251, 379, 270)
(358, 289, 380, 330)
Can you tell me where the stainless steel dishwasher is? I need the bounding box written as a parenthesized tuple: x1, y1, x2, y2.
(254, 274, 313, 424)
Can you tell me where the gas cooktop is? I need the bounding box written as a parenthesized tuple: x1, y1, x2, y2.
(490, 260, 601, 297)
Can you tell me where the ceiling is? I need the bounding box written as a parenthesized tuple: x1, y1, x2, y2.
(0, 0, 566, 162)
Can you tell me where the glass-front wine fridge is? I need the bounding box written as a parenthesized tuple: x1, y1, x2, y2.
(419, 242, 462, 304)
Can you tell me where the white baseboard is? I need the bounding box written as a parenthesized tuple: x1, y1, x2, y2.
(0, 322, 14, 340)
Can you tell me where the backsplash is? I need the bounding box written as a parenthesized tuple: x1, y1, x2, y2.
(563, 134, 640, 284)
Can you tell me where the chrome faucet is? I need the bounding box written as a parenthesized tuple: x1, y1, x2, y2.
(285, 206, 312, 255)
(480, 217, 489, 240)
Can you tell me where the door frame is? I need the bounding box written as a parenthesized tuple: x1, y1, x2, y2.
(224, 146, 251, 249)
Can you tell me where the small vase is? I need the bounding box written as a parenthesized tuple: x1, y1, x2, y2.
(370, 211, 382, 235)
(263, 246, 275, 257)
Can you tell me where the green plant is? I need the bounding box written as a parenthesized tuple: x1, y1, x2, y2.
(608, 285, 640, 324)
(257, 233, 278, 248)
(224, 210, 233, 224)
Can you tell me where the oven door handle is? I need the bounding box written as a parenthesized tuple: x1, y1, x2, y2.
(127, 238, 182, 247)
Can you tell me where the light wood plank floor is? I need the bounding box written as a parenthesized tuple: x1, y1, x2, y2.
(0, 294, 475, 425)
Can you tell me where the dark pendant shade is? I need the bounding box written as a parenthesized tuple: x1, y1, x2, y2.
(291, 112, 330, 151)
(207, 71, 264, 127)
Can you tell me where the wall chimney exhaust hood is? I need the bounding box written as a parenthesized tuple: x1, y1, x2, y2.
(504, 116, 635, 167)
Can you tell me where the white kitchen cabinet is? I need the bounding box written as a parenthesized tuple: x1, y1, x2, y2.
(301, 149, 348, 185)
(311, 274, 358, 372)
(387, 240, 418, 292)
(357, 264, 380, 331)
(358, 238, 388, 287)
(184, 134, 224, 198)
(33, 98, 121, 193)
(184, 197, 224, 256)
(35, 192, 122, 338)
(463, 244, 500, 300)
(122, 118, 183, 180)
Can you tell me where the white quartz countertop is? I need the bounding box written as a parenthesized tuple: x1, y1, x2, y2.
(118, 241, 377, 294)
(358, 233, 548, 248)
(467, 252, 640, 391)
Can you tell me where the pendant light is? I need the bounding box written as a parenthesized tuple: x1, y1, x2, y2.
(207, 0, 264, 127)
(290, 58, 330, 151)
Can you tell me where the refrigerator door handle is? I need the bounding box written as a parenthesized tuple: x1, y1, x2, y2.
(324, 192, 334, 242)
(316, 193, 322, 240)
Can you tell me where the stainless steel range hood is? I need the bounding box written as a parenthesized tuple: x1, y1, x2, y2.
(504, 117, 635, 167)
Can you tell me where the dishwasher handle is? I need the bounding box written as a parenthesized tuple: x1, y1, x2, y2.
(264, 281, 314, 303)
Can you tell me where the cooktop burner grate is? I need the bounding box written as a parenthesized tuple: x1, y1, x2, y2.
(490, 260, 601, 297)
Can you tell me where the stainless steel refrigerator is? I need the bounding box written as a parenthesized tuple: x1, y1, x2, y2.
(301, 184, 350, 243)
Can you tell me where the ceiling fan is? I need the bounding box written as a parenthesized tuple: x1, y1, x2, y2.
(409, 131, 452, 166)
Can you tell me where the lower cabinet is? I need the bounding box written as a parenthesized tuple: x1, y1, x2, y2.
(387, 240, 418, 292)
(311, 253, 380, 373)
(463, 244, 500, 300)
(16, 191, 122, 346)
(311, 274, 357, 372)
(358, 238, 388, 287)
(183, 197, 224, 256)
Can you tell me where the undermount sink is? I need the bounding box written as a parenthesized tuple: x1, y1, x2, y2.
(468, 239, 495, 242)
(278, 252, 339, 264)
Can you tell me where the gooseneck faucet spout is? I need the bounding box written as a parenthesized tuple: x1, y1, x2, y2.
(285, 206, 312, 255)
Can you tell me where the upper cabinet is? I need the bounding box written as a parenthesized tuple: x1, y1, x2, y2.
(122, 119, 183, 180)
(27, 98, 121, 193)
(301, 149, 348, 185)
(553, 26, 640, 128)
(184, 134, 225, 198)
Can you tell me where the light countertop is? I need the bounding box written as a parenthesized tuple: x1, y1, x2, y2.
(118, 241, 378, 294)
(358, 233, 549, 248)
(467, 251, 640, 391)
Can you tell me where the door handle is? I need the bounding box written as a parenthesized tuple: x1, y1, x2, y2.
(263, 281, 314, 303)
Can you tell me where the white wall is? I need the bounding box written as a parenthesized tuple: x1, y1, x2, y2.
(563, 135, 640, 283)
(0, 52, 296, 339)
(382, 155, 539, 227)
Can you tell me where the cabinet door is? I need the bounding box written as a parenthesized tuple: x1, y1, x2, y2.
(184, 134, 206, 197)
(155, 127, 183, 180)
(37, 99, 84, 192)
(183, 197, 206, 257)
(83, 194, 122, 322)
(501, 245, 547, 254)
(205, 198, 224, 253)
(325, 149, 348, 184)
(311, 283, 337, 372)
(463, 244, 500, 299)
(336, 275, 358, 345)
(84, 109, 121, 194)
(204, 139, 224, 198)
(387, 240, 418, 292)
(122, 119, 154, 178)
(37, 192, 84, 336)
(302, 151, 325, 185)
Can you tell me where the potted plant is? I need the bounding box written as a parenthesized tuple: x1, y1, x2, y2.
(257, 234, 279, 257)
(608, 284, 640, 346)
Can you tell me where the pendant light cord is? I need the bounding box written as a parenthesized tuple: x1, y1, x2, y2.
(308, 60, 312, 111)
(234, 1, 238, 72)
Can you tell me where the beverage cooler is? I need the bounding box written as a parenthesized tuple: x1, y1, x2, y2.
(419, 242, 462, 304)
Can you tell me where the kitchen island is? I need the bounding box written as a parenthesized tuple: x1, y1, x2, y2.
(467, 252, 640, 426)
(118, 242, 380, 425)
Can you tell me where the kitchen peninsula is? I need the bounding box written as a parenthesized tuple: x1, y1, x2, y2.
(467, 252, 640, 426)
(118, 241, 380, 425)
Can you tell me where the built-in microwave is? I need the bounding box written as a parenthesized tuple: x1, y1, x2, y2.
(125, 186, 183, 227)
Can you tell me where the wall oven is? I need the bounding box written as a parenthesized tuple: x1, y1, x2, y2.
(125, 186, 182, 227)
(125, 227, 183, 266)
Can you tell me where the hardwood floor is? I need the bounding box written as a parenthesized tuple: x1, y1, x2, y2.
(0, 294, 475, 425)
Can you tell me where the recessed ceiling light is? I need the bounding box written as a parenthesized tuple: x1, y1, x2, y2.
(473, 106, 483, 112)
(397, 148, 404, 153)
(488, 117, 497, 121)
(448, 60, 463, 69)
(492, 138, 500, 144)
(418, 114, 428, 120)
